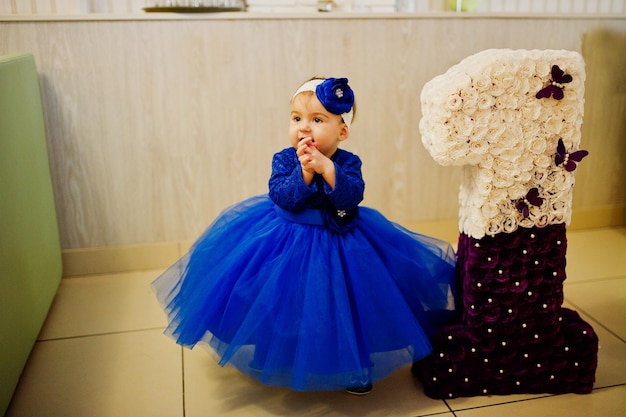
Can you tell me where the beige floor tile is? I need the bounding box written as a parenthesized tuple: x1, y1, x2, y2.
(6, 329, 183, 417)
(38, 270, 167, 340)
(565, 277, 626, 341)
(453, 385, 626, 417)
(183, 347, 450, 417)
(565, 227, 626, 283)
(445, 393, 552, 412)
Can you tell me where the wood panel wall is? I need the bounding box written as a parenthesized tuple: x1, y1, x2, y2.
(2, 0, 625, 14)
(1, 15, 625, 250)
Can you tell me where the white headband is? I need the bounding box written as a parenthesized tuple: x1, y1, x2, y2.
(292, 79, 354, 129)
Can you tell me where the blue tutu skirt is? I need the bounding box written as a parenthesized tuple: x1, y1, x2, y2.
(152, 194, 456, 391)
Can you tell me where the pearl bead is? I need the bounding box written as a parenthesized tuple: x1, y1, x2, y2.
(484, 358, 489, 363)
(534, 260, 539, 265)
(575, 362, 579, 367)
(515, 282, 520, 286)
(448, 335, 453, 340)
(471, 304, 475, 309)
(516, 381, 521, 386)
(528, 291, 533, 296)
(550, 375, 555, 380)
(464, 377, 469, 382)
(557, 240, 561, 245)
(537, 363, 542, 368)
(542, 304, 548, 308)
(522, 249, 527, 254)
(524, 353, 529, 358)
(499, 369, 504, 374)
(530, 234, 535, 238)
(488, 298, 493, 303)
(583, 330, 588, 335)
(433, 377, 437, 381)
(487, 257, 492, 261)
(471, 347, 476, 353)
(565, 346, 569, 351)
(477, 283, 483, 288)
(440, 353, 444, 357)
(508, 309, 513, 313)
(498, 269, 503, 274)
(483, 389, 488, 394)
(448, 368, 453, 373)
(474, 243, 480, 247)
(522, 323, 527, 328)
(553, 271, 558, 276)
(502, 341, 507, 346)
(534, 334, 539, 339)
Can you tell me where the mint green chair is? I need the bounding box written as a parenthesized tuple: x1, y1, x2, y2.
(0, 52, 62, 415)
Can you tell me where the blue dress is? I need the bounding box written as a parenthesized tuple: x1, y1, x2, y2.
(152, 147, 457, 391)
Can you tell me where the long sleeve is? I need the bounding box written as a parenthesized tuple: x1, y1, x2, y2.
(268, 148, 365, 213)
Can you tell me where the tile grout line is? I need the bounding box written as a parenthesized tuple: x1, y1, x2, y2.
(36, 326, 166, 343)
(564, 274, 626, 286)
(563, 297, 626, 344)
(181, 346, 186, 417)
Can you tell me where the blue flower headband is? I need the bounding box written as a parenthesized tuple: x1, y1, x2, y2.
(292, 78, 355, 128)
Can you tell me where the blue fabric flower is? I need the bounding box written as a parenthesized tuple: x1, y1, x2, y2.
(315, 78, 355, 115)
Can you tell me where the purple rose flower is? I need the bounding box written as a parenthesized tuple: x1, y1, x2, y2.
(315, 78, 355, 115)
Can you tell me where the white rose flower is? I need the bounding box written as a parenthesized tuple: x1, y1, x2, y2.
(469, 124, 489, 142)
(481, 202, 499, 218)
(500, 74, 517, 92)
(529, 137, 547, 154)
(519, 217, 535, 228)
(478, 154, 495, 169)
(462, 99, 478, 116)
(469, 138, 490, 155)
(473, 74, 492, 92)
(493, 171, 514, 188)
(477, 93, 496, 110)
(535, 213, 550, 227)
(550, 198, 567, 212)
(449, 141, 470, 161)
(518, 156, 535, 173)
(502, 215, 519, 233)
(535, 154, 552, 169)
(499, 148, 521, 162)
(490, 187, 509, 202)
(477, 179, 494, 196)
(508, 183, 528, 199)
(486, 124, 506, 141)
(495, 94, 518, 110)
(446, 94, 463, 111)
(518, 60, 536, 79)
(486, 218, 503, 235)
(451, 112, 474, 137)
(521, 102, 542, 122)
(499, 108, 517, 124)
(528, 77, 544, 96)
(536, 61, 551, 78)
(549, 211, 565, 224)
(487, 81, 505, 97)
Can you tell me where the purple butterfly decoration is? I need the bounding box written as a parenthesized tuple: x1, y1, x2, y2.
(536, 65, 573, 100)
(515, 188, 544, 219)
(555, 138, 589, 172)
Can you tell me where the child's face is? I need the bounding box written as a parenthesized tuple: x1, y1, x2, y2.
(289, 92, 349, 157)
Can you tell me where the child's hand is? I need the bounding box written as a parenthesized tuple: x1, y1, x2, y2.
(297, 137, 336, 188)
(297, 137, 331, 175)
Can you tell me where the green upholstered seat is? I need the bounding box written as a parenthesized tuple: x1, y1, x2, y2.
(0, 52, 62, 415)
